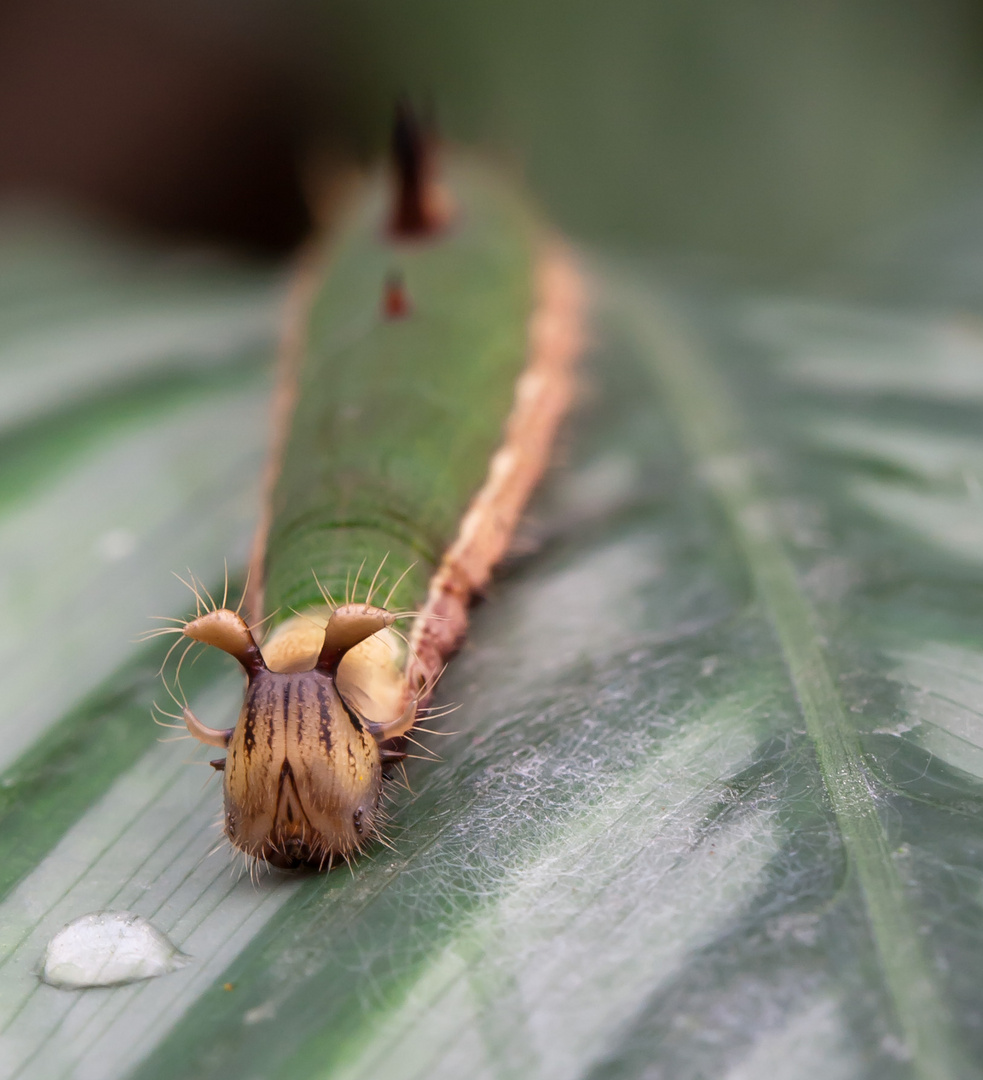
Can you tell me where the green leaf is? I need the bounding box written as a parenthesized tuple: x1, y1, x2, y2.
(4, 187, 983, 1080)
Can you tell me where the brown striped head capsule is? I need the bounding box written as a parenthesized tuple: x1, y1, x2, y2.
(181, 604, 405, 870)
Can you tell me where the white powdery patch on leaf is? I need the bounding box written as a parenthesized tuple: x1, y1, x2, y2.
(849, 479, 983, 568)
(744, 298, 983, 402)
(326, 693, 775, 1080)
(805, 417, 983, 488)
(885, 639, 983, 781)
(723, 995, 858, 1080)
(491, 532, 665, 684)
(40, 912, 189, 990)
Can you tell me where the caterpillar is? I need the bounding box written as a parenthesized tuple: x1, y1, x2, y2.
(165, 109, 584, 870)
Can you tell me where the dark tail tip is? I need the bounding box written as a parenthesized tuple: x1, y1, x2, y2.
(389, 98, 444, 238)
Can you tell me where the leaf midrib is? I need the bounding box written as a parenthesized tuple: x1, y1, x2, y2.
(613, 265, 969, 1080)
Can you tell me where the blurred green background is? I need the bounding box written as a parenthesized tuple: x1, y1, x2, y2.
(2, 0, 983, 265)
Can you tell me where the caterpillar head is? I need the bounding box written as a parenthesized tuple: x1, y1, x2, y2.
(180, 604, 413, 870)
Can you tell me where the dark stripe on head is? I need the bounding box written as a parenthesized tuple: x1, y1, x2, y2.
(316, 683, 333, 753)
(294, 680, 306, 743)
(243, 699, 257, 757)
(337, 693, 365, 734)
(278, 681, 291, 750)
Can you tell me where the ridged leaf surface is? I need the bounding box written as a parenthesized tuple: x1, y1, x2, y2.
(1, 196, 983, 1080)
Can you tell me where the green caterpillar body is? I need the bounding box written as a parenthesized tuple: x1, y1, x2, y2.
(174, 140, 583, 869)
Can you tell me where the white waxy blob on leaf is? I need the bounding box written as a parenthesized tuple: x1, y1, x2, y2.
(39, 911, 190, 990)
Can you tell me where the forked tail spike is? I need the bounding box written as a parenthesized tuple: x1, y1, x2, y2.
(389, 97, 443, 238)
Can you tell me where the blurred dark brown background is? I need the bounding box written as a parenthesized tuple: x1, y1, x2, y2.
(0, 0, 317, 253)
(2, 0, 983, 262)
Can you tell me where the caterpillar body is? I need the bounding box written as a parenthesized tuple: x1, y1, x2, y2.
(172, 119, 584, 870)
